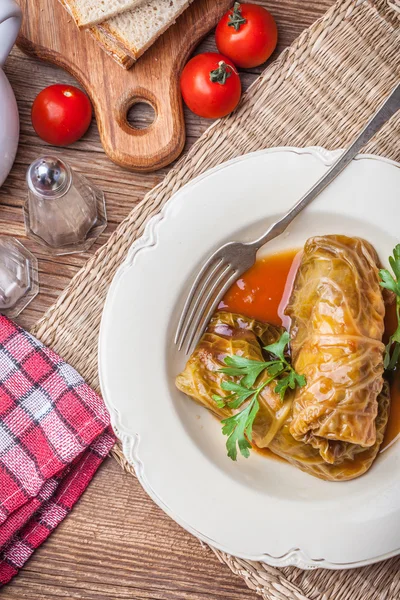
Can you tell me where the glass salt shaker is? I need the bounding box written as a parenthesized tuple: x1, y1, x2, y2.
(24, 157, 107, 255)
(0, 237, 38, 318)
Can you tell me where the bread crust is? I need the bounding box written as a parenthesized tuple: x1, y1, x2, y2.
(61, 0, 145, 29)
(58, 0, 193, 66)
(98, 0, 192, 60)
(87, 28, 135, 68)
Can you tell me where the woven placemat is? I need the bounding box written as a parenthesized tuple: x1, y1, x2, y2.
(31, 0, 400, 598)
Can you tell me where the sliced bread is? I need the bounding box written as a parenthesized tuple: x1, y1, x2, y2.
(87, 28, 135, 69)
(58, 0, 134, 68)
(61, 0, 146, 29)
(96, 0, 193, 61)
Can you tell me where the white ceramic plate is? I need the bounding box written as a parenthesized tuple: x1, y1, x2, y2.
(99, 147, 400, 570)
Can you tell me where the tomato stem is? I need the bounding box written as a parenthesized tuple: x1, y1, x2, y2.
(210, 61, 234, 85)
(228, 2, 246, 31)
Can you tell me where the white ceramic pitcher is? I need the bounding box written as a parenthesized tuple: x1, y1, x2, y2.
(0, 0, 21, 188)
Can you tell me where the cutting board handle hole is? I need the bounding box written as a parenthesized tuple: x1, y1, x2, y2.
(126, 101, 156, 131)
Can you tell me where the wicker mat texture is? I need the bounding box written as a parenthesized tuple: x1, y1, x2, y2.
(31, 0, 400, 598)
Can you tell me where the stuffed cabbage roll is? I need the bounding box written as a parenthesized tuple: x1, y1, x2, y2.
(285, 235, 386, 450)
(176, 312, 291, 448)
(268, 383, 389, 481)
(176, 311, 389, 481)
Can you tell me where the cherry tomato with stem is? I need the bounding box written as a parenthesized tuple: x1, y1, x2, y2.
(180, 52, 241, 119)
(31, 84, 92, 146)
(216, 2, 278, 69)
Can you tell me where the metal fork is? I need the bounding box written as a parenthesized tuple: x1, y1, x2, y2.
(175, 82, 400, 355)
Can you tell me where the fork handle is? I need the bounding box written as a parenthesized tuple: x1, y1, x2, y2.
(253, 82, 400, 249)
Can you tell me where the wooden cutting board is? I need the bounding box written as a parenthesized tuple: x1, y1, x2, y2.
(16, 0, 232, 172)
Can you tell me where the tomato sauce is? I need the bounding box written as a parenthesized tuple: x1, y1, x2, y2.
(218, 249, 301, 327)
(219, 249, 400, 454)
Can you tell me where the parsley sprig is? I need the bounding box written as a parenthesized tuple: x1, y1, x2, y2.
(213, 331, 306, 460)
(380, 244, 400, 370)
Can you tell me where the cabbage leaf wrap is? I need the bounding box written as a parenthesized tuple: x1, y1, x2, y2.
(285, 235, 386, 451)
(176, 310, 389, 481)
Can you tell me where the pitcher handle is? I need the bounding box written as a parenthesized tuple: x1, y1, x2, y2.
(0, 0, 22, 67)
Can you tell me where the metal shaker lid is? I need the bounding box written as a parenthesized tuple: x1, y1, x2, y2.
(26, 156, 72, 197)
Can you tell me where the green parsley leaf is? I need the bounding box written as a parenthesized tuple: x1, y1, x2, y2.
(266, 361, 286, 377)
(213, 330, 306, 460)
(379, 269, 400, 296)
(222, 397, 259, 460)
(221, 380, 254, 396)
(220, 355, 270, 388)
(274, 370, 306, 400)
(212, 394, 233, 409)
(390, 245, 400, 281)
(263, 331, 290, 362)
(294, 371, 307, 387)
(274, 374, 291, 400)
(380, 245, 400, 370)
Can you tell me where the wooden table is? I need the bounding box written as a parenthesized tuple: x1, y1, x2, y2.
(0, 1, 333, 597)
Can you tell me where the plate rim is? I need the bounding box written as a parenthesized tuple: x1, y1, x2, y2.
(99, 146, 400, 570)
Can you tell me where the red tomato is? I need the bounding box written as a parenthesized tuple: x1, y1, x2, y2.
(216, 3, 278, 69)
(31, 84, 92, 146)
(180, 53, 241, 119)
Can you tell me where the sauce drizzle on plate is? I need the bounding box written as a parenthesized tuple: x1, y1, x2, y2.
(219, 249, 300, 327)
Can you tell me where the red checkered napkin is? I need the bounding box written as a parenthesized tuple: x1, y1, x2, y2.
(0, 316, 115, 585)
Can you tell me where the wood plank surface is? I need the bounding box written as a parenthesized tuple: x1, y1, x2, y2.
(0, 1, 334, 597)
(17, 0, 232, 172)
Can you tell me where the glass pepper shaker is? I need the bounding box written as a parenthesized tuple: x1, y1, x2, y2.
(24, 156, 107, 255)
(0, 237, 39, 318)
